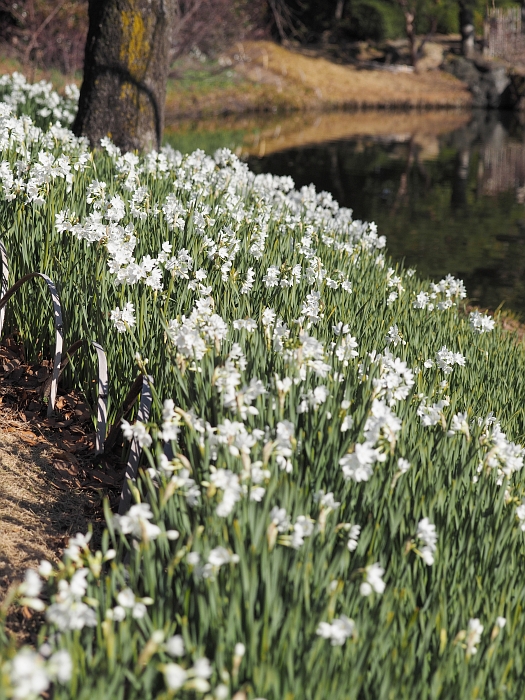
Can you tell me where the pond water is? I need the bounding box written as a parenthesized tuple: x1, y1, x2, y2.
(164, 110, 525, 318)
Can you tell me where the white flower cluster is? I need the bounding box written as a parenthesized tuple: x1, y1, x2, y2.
(267, 506, 314, 550)
(0, 71, 78, 125)
(346, 524, 361, 551)
(371, 350, 415, 405)
(187, 546, 240, 580)
(423, 346, 466, 375)
(291, 515, 315, 549)
(447, 411, 470, 438)
(360, 563, 386, 597)
(480, 419, 525, 481)
(113, 503, 161, 541)
(0, 109, 89, 204)
(469, 310, 495, 333)
(386, 267, 405, 305)
(46, 568, 97, 631)
(18, 569, 45, 611)
(316, 616, 355, 646)
(110, 301, 136, 333)
(339, 399, 401, 483)
(159, 399, 181, 442)
(8, 647, 72, 700)
(413, 275, 466, 311)
(121, 418, 152, 448)
(106, 587, 153, 621)
(385, 324, 406, 347)
(332, 325, 359, 366)
(209, 467, 243, 517)
(159, 457, 201, 506)
(415, 518, 437, 566)
(213, 343, 266, 418)
(417, 397, 450, 428)
(163, 656, 213, 693)
(466, 618, 483, 656)
(168, 297, 228, 362)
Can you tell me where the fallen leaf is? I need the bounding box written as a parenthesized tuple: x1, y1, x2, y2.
(83, 468, 120, 487)
(53, 459, 79, 477)
(53, 451, 79, 466)
(18, 430, 40, 445)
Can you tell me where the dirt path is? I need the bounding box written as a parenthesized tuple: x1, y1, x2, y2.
(0, 418, 92, 596)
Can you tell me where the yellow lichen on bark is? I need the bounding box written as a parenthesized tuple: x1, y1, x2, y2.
(120, 9, 151, 80)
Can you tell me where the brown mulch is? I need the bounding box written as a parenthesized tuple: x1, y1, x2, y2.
(0, 337, 126, 640)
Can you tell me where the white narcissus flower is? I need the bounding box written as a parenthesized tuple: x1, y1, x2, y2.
(397, 458, 411, 473)
(516, 500, 525, 530)
(19, 569, 42, 598)
(291, 515, 315, 549)
(110, 301, 135, 333)
(469, 310, 495, 333)
(466, 618, 484, 656)
(164, 663, 187, 690)
(360, 563, 385, 596)
(340, 442, 381, 483)
(10, 650, 49, 699)
(347, 524, 361, 552)
(270, 506, 290, 533)
(117, 588, 136, 608)
(46, 650, 73, 684)
(193, 657, 212, 679)
(121, 419, 152, 448)
(165, 635, 185, 657)
(316, 615, 355, 645)
(416, 518, 437, 566)
(113, 503, 161, 540)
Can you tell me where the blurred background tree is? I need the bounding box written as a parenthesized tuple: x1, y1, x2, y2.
(0, 0, 265, 74)
(0, 0, 522, 75)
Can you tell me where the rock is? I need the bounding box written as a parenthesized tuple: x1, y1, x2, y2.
(443, 55, 511, 108)
(506, 71, 525, 111)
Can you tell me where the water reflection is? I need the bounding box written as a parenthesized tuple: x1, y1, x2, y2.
(164, 110, 525, 317)
(246, 111, 525, 318)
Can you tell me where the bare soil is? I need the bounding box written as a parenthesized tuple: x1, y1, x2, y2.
(0, 339, 124, 640)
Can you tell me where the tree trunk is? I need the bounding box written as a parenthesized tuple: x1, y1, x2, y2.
(73, 0, 173, 153)
(404, 10, 417, 68)
(459, 4, 475, 58)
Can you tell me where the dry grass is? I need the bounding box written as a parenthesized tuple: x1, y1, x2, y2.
(166, 40, 472, 118)
(228, 41, 471, 109)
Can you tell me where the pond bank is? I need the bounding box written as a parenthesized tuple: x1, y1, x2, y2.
(0, 39, 475, 120)
(164, 41, 472, 119)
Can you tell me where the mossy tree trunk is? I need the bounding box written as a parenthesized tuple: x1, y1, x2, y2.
(73, 0, 173, 153)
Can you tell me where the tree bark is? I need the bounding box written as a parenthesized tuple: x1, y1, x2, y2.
(459, 4, 475, 58)
(404, 9, 417, 68)
(73, 0, 173, 153)
(397, 0, 418, 69)
(335, 0, 345, 22)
